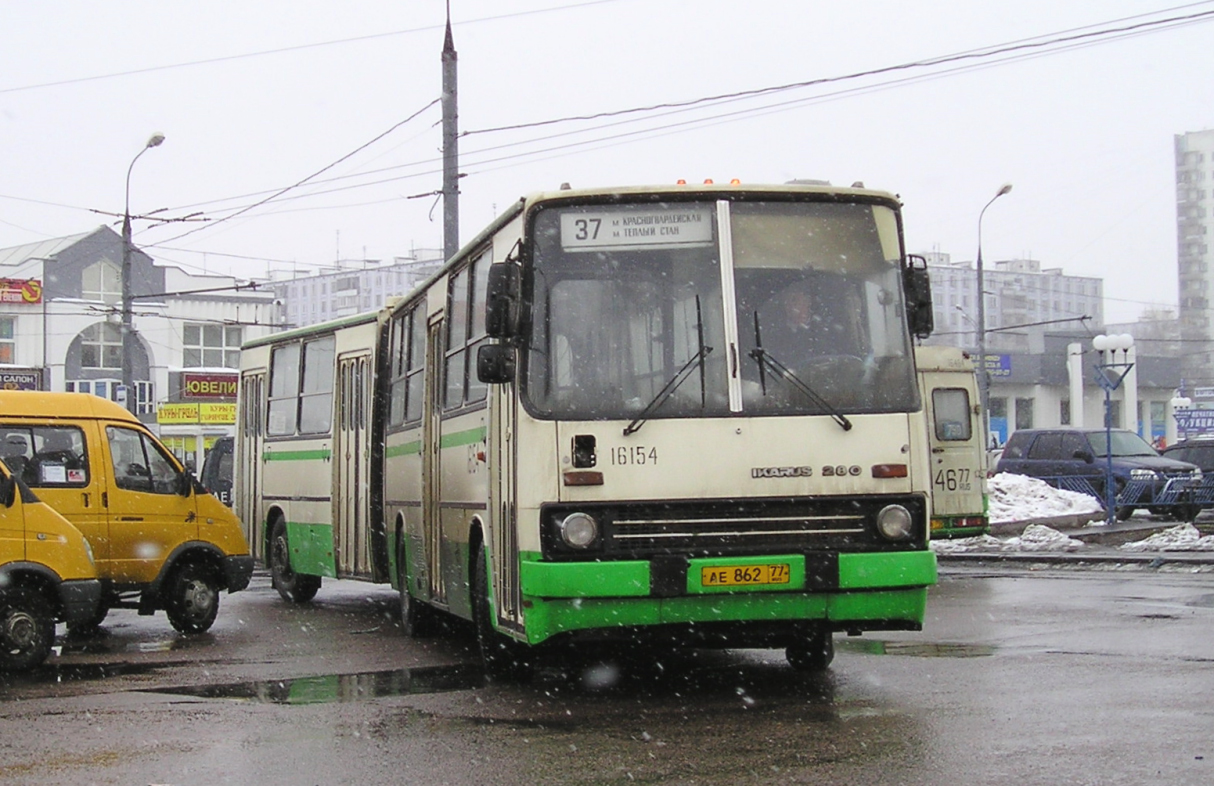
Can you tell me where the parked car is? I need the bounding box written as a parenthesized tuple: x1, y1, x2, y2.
(1159, 436, 1214, 473)
(995, 427, 1201, 520)
(200, 436, 234, 507)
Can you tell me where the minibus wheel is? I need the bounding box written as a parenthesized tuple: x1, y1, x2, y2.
(786, 626, 834, 672)
(165, 562, 220, 634)
(0, 587, 56, 671)
(270, 516, 321, 603)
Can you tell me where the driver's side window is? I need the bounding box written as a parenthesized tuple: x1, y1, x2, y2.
(107, 426, 181, 494)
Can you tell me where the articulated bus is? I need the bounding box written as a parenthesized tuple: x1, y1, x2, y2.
(914, 346, 990, 539)
(237, 182, 939, 676)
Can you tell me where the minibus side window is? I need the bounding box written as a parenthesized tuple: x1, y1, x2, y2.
(108, 426, 181, 495)
(0, 426, 88, 487)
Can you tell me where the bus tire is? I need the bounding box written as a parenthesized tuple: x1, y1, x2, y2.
(0, 587, 56, 671)
(270, 517, 321, 603)
(786, 627, 834, 672)
(165, 562, 220, 634)
(472, 545, 531, 682)
(397, 538, 434, 638)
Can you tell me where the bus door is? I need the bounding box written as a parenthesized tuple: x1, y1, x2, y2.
(922, 369, 985, 522)
(422, 316, 445, 604)
(335, 352, 372, 576)
(237, 371, 265, 558)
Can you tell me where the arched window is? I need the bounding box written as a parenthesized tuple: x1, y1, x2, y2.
(82, 259, 122, 303)
(81, 322, 122, 369)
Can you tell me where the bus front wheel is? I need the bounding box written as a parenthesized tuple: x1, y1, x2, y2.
(270, 517, 321, 603)
(786, 627, 835, 672)
(472, 545, 531, 682)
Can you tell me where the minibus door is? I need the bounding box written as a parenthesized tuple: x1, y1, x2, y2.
(103, 425, 199, 585)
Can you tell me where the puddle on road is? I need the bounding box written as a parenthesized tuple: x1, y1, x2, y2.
(1186, 593, 1214, 608)
(142, 663, 485, 705)
(837, 640, 995, 658)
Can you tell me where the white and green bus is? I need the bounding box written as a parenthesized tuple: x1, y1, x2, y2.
(237, 182, 939, 676)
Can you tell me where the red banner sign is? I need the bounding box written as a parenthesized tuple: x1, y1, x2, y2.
(0, 279, 42, 305)
(182, 373, 238, 399)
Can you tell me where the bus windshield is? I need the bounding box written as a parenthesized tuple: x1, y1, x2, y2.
(523, 199, 919, 420)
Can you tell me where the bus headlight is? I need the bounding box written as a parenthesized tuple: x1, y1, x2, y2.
(559, 512, 600, 549)
(876, 505, 914, 541)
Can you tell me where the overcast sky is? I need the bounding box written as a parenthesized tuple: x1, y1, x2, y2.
(3, 1, 1213, 322)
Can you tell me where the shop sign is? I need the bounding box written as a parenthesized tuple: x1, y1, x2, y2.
(183, 372, 238, 399)
(199, 403, 236, 425)
(158, 403, 200, 424)
(0, 278, 42, 305)
(0, 369, 41, 390)
(157, 402, 237, 425)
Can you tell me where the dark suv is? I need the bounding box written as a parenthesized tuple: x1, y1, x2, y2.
(200, 436, 234, 506)
(996, 428, 1201, 520)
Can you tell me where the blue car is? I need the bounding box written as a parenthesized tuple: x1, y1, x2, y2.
(996, 428, 1201, 520)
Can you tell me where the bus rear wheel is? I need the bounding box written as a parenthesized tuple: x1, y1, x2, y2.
(397, 538, 435, 638)
(472, 545, 531, 682)
(786, 626, 834, 672)
(270, 517, 321, 603)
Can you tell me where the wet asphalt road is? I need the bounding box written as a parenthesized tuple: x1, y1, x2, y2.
(1, 564, 1212, 785)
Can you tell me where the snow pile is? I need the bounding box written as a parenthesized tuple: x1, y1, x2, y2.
(932, 524, 1083, 554)
(1118, 523, 1214, 552)
(988, 473, 1103, 524)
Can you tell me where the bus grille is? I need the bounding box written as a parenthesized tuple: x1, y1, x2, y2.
(540, 496, 926, 559)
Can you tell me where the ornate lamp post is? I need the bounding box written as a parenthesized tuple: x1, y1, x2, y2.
(120, 133, 165, 414)
(1093, 333, 1135, 525)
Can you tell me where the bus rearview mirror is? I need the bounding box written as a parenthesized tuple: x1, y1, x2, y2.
(903, 255, 934, 339)
(477, 344, 516, 384)
(485, 264, 521, 338)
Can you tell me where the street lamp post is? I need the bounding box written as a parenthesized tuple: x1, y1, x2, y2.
(1093, 333, 1135, 525)
(975, 182, 1013, 449)
(120, 133, 165, 415)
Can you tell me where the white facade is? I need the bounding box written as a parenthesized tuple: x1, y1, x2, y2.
(268, 250, 444, 329)
(1176, 129, 1214, 387)
(922, 251, 1103, 353)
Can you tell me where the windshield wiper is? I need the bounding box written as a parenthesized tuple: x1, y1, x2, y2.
(624, 296, 712, 436)
(750, 311, 852, 431)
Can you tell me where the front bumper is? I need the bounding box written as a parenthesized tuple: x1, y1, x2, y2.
(223, 555, 255, 593)
(516, 549, 937, 645)
(57, 579, 103, 624)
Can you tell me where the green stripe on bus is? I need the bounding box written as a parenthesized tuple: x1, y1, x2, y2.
(441, 426, 487, 449)
(264, 449, 332, 462)
(385, 440, 422, 458)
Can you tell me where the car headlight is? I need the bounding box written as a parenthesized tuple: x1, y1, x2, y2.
(876, 505, 914, 541)
(558, 512, 600, 549)
(1131, 468, 1160, 480)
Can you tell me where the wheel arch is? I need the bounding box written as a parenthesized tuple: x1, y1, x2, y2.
(144, 542, 227, 612)
(0, 563, 61, 615)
